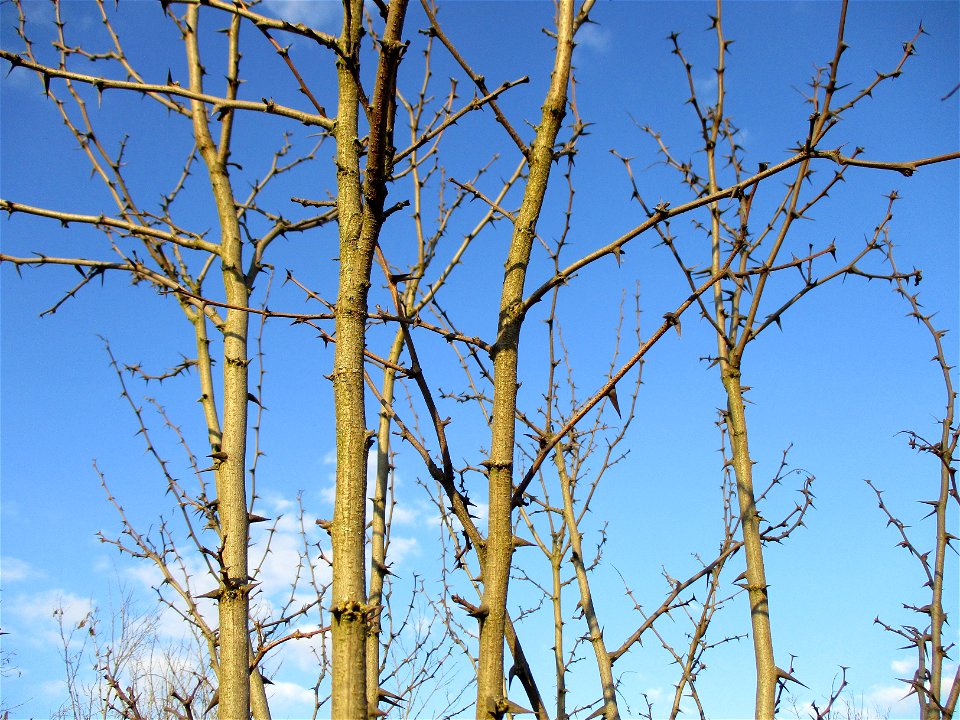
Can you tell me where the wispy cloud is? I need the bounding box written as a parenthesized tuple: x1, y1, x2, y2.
(3, 589, 94, 647)
(386, 535, 419, 566)
(576, 23, 612, 54)
(249, 498, 333, 600)
(876, 659, 958, 715)
(0, 556, 41, 583)
(890, 657, 915, 675)
(863, 681, 915, 716)
(391, 500, 429, 526)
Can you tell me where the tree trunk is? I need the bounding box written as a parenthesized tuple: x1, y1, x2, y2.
(331, 2, 408, 718)
(477, 3, 575, 716)
(185, 6, 252, 717)
(721, 364, 776, 720)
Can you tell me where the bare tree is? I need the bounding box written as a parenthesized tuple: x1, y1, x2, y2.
(866, 234, 959, 720)
(52, 586, 216, 720)
(605, 3, 955, 716)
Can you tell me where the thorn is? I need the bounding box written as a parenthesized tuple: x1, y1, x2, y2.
(377, 688, 404, 707)
(607, 384, 621, 417)
(776, 666, 809, 689)
(204, 688, 219, 714)
(373, 559, 398, 578)
(663, 311, 681, 337)
(612, 245, 625, 267)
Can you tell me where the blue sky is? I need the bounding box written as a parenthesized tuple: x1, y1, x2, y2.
(1, 1, 958, 718)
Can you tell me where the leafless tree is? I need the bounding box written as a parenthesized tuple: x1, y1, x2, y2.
(864, 235, 959, 720)
(51, 585, 215, 720)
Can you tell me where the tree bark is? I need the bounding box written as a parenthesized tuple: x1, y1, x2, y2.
(477, 3, 575, 716)
(331, 2, 408, 718)
(721, 364, 776, 720)
(185, 6, 253, 718)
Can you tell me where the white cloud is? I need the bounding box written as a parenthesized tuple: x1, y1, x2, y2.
(5, 590, 91, 627)
(3, 589, 94, 648)
(0, 556, 41, 583)
(266, 678, 318, 717)
(320, 482, 336, 504)
(696, 73, 719, 95)
(389, 501, 424, 526)
(386, 535, 419, 567)
(890, 657, 915, 675)
(39, 678, 69, 699)
(318, 449, 432, 529)
(249, 502, 333, 604)
(644, 686, 664, 703)
(263, 495, 300, 515)
(117, 558, 219, 642)
(265, 623, 330, 675)
(263, 0, 340, 31)
(124, 560, 166, 591)
(863, 682, 914, 715)
(870, 661, 958, 716)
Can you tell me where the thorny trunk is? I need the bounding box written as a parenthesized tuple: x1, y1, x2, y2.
(330, 206, 373, 720)
(703, 2, 775, 713)
(721, 363, 776, 719)
(478, 2, 575, 716)
(331, 1, 408, 718)
(330, 4, 374, 707)
(193, 309, 273, 720)
(185, 6, 258, 718)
